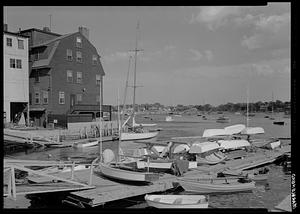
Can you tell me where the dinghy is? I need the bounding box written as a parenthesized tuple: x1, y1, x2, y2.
(120, 131, 159, 141)
(73, 139, 99, 148)
(178, 177, 255, 194)
(145, 194, 209, 208)
(95, 162, 159, 183)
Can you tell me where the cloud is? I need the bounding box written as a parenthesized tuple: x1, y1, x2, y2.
(191, 6, 243, 30)
(241, 12, 290, 50)
(140, 45, 177, 62)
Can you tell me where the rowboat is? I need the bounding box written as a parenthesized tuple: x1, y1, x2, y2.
(95, 162, 159, 183)
(136, 159, 173, 170)
(73, 139, 99, 148)
(217, 139, 251, 151)
(144, 194, 209, 208)
(178, 177, 255, 194)
(120, 131, 159, 141)
(221, 167, 269, 182)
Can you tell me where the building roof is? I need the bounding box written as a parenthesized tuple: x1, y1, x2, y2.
(31, 33, 74, 48)
(20, 28, 61, 37)
(32, 40, 60, 69)
(3, 31, 29, 39)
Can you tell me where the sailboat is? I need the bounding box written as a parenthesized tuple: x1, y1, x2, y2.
(120, 22, 158, 141)
(269, 92, 275, 120)
(95, 90, 160, 183)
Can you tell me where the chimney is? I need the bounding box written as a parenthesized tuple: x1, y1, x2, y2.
(43, 27, 51, 32)
(4, 23, 8, 31)
(79, 26, 89, 40)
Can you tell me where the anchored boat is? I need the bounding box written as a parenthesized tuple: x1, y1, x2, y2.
(177, 177, 255, 194)
(145, 194, 209, 208)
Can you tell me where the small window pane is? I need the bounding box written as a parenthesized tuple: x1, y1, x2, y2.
(6, 38, 12, 47)
(18, 39, 24, 49)
(10, 59, 16, 68)
(76, 37, 82, 48)
(43, 91, 48, 104)
(16, 59, 22, 69)
(59, 92, 65, 104)
(77, 72, 82, 84)
(96, 74, 101, 85)
(35, 92, 40, 104)
(92, 55, 98, 65)
(67, 49, 73, 61)
(67, 70, 73, 83)
(76, 51, 82, 62)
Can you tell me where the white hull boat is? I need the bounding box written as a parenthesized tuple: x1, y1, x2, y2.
(145, 194, 208, 208)
(120, 131, 158, 141)
(73, 139, 99, 148)
(95, 162, 159, 183)
(178, 177, 255, 194)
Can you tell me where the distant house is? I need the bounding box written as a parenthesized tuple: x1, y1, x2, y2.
(19, 26, 105, 126)
(260, 104, 268, 112)
(3, 24, 29, 124)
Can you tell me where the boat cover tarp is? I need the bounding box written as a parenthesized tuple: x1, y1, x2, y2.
(218, 139, 250, 150)
(189, 141, 220, 154)
(173, 144, 190, 153)
(224, 124, 246, 135)
(241, 127, 265, 135)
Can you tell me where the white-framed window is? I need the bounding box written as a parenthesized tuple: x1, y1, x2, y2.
(96, 74, 101, 85)
(10, 59, 16, 68)
(92, 55, 98, 65)
(76, 94, 82, 103)
(77, 71, 82, 84)
(34, 92, 40, 104)
(6, 38, 12, 47)
(59, 91, 65, 104)
(18, 39, 24, 49)
(34, 52, 39, 61)
(76, 37, 82, 48)
(16, 59, 22, 69)
(67, 70, 73, 83)
(43, 91, 49, 104)
(76, 51, 82, 63)
(66, 49, 73, 61)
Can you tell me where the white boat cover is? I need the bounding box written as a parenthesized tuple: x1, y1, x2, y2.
(218, 139, 250, 150)
(152, 145, 166, 153)
(241, 127, 265, 135)
(270, 140, 281, 149)
(202, 129, 227, 137)
(173, 144, 190, 153)
(224, 124, 246, 135)
(189, 141, 220, 154)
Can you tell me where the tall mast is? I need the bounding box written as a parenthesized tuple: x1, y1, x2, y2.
(246, 84, 249, 128)
(122, 56, 132, 125)
(130, 21, 143, 127)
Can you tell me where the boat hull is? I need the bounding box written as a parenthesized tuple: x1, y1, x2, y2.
(121, 132, 158, 141)
(178, 178, 255, 194)
(145, 194, 208, 209)
(97, 162, 159, 183)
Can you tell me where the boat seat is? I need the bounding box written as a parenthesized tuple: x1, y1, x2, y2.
(173, 198, 183, 204)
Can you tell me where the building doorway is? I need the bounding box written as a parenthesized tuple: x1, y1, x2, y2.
(10, 102, 27, 123)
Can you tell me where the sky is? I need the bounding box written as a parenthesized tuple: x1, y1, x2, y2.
(4, 5, 291, 106)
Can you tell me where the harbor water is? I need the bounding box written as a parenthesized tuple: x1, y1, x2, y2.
(4, 112, 291, 209)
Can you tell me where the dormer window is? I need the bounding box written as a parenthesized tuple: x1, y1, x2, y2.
(92, 55, 98, 65)
(76, 37, 82, 48)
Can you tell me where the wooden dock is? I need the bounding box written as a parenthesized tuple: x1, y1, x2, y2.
(273, 194, 292, 212)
